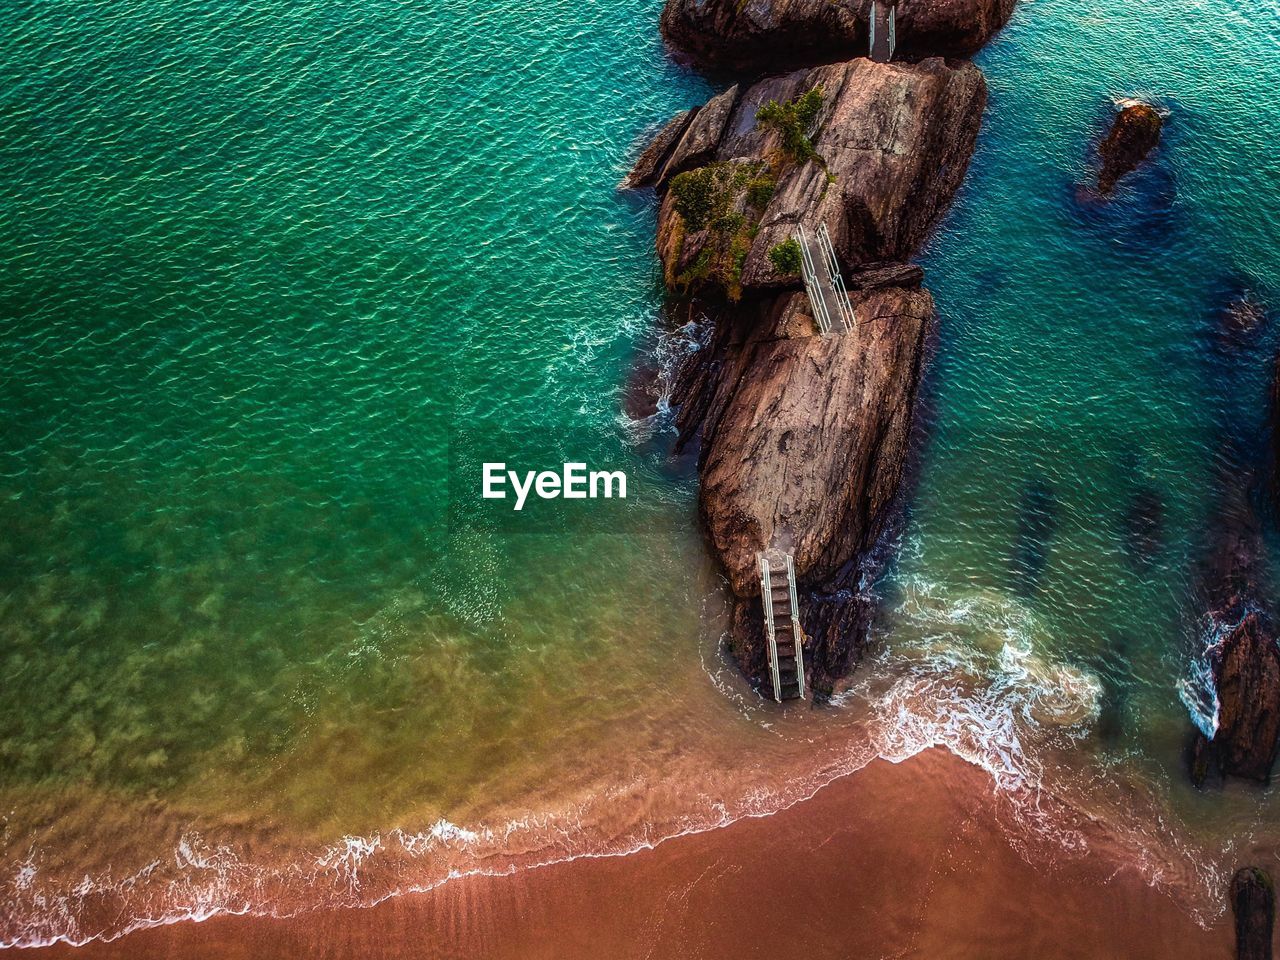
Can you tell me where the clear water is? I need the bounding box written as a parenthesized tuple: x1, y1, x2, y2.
(1, 0, 1278, 947)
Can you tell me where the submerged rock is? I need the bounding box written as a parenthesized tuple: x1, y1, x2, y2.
(1010, 478, 1058, 598)
(1122, 485, 1165, 567)
(1097, 101, 1163, 195)
(1222, 294, 1269, 343)
(658, 0, 1017, 75)
(1232, 867, 1276, 960)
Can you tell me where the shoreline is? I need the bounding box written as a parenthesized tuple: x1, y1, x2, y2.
(31, 748, 1229, 959)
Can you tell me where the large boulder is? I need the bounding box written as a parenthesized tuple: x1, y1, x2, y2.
(659, 0, 1017, 75)
(630, 58, 986, 298)
(620, 84, 740, 191)
(1193, 608, 1280, 784)
(1097, 101, 1163, 194)
(685, 285, 934, 691)
(700, 285, 933, 596)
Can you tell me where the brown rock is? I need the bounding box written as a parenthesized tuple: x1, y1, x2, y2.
(621, 108, 695, 191)
(1232, 867, 1275, 960)
(1097, 101, 1163, 195)
(1202, 610, 1280, 783)
(1273, 352, 1280, 516)
(622, 85, 740, 190)
(636, 58, 986, 297)
(847, 261, 925, 291)
(687, 286, 934, 690)
(659, 0, 1016, 75)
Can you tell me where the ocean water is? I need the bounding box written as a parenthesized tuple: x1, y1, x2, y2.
(1, 0, 1278, 947)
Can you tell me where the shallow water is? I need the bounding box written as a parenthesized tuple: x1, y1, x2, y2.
(2, 0, 1279, 948)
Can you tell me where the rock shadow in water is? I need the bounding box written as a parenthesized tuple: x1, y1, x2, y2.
(1067, 164, 1180, 255)
(1091, 633, 1137, 745)
(1009, 477, 1059, 599)
(1121, 484, 1166, 570)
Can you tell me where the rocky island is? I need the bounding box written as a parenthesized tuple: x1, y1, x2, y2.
(659, 0, 1016, 74)
(626, 0, 1010, 696)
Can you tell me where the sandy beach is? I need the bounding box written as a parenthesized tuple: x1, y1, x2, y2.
(36, 748, 1230, 959)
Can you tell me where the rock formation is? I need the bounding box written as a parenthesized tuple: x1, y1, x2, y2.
(624, 67, 982, 693)
(1273, 351, 1280, 517)
(1187, 450, 1280, 787)
(694, 286, 934, 689)
(1097, 101, 1163, 195)
(1191, 606, 1280, 785)
(633, 59, 986, 293)
(625, 0, 1003, 695)
(1232, 867, 1275, 960)
(659, 0, 1017, 75)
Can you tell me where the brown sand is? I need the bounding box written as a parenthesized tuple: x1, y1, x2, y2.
(36, 748, 1232, 959)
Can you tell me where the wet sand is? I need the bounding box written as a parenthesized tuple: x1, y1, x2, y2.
(37, 749, 1231, 959)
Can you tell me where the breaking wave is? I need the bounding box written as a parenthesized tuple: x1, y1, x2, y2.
(2, 569, 1235, 949)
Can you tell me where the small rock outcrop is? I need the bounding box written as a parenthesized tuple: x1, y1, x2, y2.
(1192, 607, 1280, 785)
(659, 0, 1017, 74)
(1097, 101, 1163, 195)
(1232, 867, 1275, 960)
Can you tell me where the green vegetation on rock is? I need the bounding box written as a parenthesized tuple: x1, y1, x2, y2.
(757, 86, 824, 166)
(768, 238, 803, 277)
(668, 160, 772, 300)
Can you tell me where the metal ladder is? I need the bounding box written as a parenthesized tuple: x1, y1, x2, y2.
(759, 553, 807, 701)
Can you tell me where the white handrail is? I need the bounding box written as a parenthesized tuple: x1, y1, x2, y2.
(869, 0, 878, 56)
(785, 554, 806, 699)
(889, 3, 896, 61)
(796, 225, 833, 334)
(816, 223, 856, 331)
(759, 557, 782, 702)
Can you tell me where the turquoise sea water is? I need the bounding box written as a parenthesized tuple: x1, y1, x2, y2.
(2, 0, 1279, 946)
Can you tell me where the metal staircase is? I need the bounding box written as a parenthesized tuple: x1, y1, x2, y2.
(759, 553, 807, 701)
(797, 224, 855, 334)
(870, 0, 897, 63)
